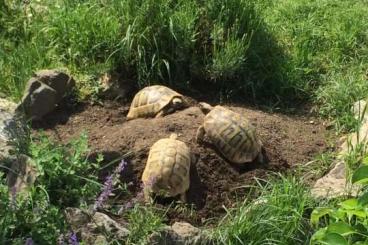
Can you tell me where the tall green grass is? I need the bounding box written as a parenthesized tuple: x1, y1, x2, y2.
(1, 0, 367, 130)
(0, 0, 263, 101)
(258, 0, 368, 131)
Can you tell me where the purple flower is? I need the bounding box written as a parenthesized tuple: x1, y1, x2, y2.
(25, 238, 33, 245)
(93, 159, 128, 211)
(94, 175, 113, 211)
(115, 159, 127, 175)
(69, 232, 79, 245)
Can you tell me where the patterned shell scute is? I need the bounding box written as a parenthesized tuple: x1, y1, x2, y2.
(127, 85, 182, 119)
(142, 137, 191, 197)
(203, 106, 262, 164)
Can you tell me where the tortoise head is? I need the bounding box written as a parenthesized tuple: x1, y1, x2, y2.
(169, 133, 178, 140)
(171, 96, 186, 109)
(198, 102, 213, 114)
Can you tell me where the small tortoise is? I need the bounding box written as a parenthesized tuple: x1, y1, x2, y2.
(141, 134, 193, 202)
(196, 102, 264, 164)
(127, 85, 186, 120)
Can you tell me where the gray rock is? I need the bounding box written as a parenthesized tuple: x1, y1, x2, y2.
(17, 79, 58, 120)
(0, 98, 27, 161)
(88, 212, 130, 239)
(6, 154, 38, 197)
(148, 222, 212, 245)
(17, 70, 75, 120)
(172, 222, 201, 238)
(352, 99, 368, 121)
(64, 208, 129, 243)
(64, 207, 91, 231)
(312, 99, 368, 198)
(34, 69, 75, 101)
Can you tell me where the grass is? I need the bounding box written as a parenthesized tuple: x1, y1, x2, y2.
(258, 0, 368, 131)
(212, 174, 316, 245)
(1, 0, 367, 131)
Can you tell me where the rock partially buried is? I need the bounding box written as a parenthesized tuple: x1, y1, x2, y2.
(17, 69, 75, 120)
(312, 99, 368, 198)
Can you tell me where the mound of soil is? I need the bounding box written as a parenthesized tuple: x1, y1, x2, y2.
(33, 101, 334, 226)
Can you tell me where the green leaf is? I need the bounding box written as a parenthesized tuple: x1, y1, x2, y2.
(320, 233, 348, 245)
(359, 192, 368, 206)
(311, 208, 333, 225)
(354, 241, 368, 245)
(346, 209, 367, 219)
(327, 222, 356, 236)
(340, 199, 359, 210)
(362, 156, 368, 165)
(352, 166, 368, 184)
(311, 227, 328, 242)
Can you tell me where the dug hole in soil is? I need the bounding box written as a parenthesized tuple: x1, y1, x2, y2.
(32, 98, 334, 227)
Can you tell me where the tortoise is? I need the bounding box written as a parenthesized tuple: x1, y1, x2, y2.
(196, 102, 264, 164)
(127, 85, 187, 120)
(141, 133, 193, 203)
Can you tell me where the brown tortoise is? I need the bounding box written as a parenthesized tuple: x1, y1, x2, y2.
(127, 85, 187, 120)
(141, 134, 194, 202)
(196, 102, 265, 164)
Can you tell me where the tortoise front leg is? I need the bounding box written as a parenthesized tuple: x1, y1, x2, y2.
(143, 187, 152, 204)
(155, 110, 165, 118)
(196, 126, 205, 144)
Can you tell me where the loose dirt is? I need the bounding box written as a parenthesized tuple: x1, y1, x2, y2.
(32, 100, 335, 227)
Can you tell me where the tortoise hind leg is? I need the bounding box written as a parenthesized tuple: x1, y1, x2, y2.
(180, 193, 187, 203)
(256, 148, 267, 165)
(196, 126, 205, 144)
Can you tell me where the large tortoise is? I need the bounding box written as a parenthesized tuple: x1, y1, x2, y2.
(196, 102, 264, 164)
(127, 85, 186, 120)
(141, 134, 193, 202)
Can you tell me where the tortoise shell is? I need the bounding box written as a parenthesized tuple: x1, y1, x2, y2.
(141, 134, 191, 199)
(127, 85, 183, 119)
(201, 106, 262, 164)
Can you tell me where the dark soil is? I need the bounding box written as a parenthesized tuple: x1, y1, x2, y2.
(32, 100, 335, 227)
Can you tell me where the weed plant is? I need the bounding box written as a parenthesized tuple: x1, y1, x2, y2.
(0, 132, 165, 244)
